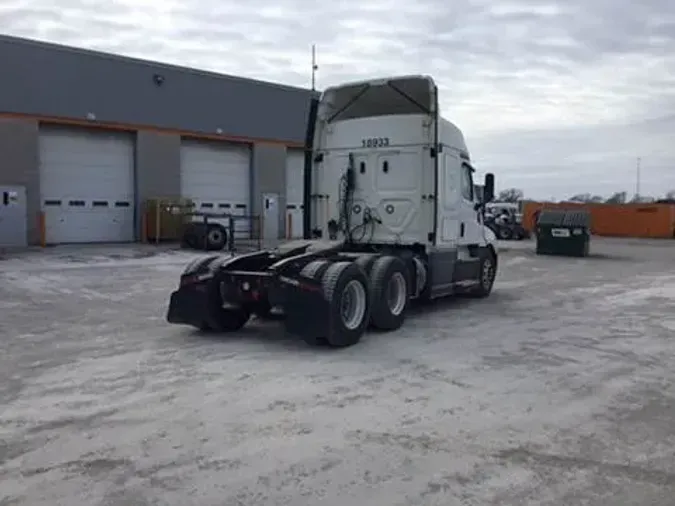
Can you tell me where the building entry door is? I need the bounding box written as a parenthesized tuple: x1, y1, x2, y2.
(262, 193, 279, 241)
(0, 186, 27, 248)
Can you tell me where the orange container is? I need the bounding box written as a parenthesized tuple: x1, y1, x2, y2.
(523, 201, 675, 239)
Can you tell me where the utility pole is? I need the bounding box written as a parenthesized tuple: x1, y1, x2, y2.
(635, 156, 641, 201)
(311, 44, 318, 91)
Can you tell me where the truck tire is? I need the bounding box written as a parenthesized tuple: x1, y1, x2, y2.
(182, 223, 206, 250)
(206, 307, 251, 332)
(202, 278, 250, 332)
(205, 224, 227, 251)
(354, 254, 378, 275)
(298, 260, 332, 345)
(321, 261, 370, 347)
(468, 249, 497, 298)
(300, 259, 331, 280)
(368, 256, 410, 331)
(497, 226, 512, 240)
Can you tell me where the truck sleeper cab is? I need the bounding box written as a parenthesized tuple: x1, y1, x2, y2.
(166, 75, 498, 347)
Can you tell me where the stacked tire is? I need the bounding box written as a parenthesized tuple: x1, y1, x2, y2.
(182, 223, 228, 251)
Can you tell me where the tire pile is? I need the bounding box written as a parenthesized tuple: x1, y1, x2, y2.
(181, 222, 228, 251)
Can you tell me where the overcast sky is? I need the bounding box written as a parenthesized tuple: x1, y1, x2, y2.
(2, 0, 675, 199)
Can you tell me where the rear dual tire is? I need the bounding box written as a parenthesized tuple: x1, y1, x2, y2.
(299, 260, 373, 347)
(298, 256, 410, 348)
(321, 262, 371, 348)
(297, 260, 333, 346)
(367, 256, 410, 331)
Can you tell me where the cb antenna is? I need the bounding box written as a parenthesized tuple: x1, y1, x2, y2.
(311, 44, 318, 91)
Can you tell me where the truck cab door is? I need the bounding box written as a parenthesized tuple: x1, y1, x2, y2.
(457, 161, 483, 246)
(426, 152, 461, 296)
(435, 152, 461, 248)
(448, 161, 483, 284)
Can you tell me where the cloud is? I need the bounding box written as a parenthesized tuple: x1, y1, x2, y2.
(2, 0, 675, 199)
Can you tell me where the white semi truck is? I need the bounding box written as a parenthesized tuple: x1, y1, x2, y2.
(167, 75, 498, 347)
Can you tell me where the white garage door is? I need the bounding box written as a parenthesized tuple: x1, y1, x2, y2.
(39, 126, 136, 244)
(180, 140, 251, 233)
(285, 149, 305, 239)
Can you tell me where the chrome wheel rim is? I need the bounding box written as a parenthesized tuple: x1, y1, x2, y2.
(340, 280, 367, 330)
(386, 272, 407, 316)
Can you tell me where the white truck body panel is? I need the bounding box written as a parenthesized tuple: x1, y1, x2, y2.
(312, 114, 434, 245)
(311, 75, 494, 252)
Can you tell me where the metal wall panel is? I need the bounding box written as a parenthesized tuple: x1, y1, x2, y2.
(0, 34, 315, 144)
(0, 118, 39, 245)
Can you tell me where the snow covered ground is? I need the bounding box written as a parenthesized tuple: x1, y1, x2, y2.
(1, 238, 674, 505)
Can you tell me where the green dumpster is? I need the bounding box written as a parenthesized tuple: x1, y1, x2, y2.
(535, 209, 591, 257)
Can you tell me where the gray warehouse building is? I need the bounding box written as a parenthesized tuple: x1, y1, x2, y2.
(0, 34, 315, 247)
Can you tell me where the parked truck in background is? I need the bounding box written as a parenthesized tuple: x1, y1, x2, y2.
(166, 75, 498, 347)
(484, 202, 529, 240)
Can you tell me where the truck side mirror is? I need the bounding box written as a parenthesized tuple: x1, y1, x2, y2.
(483, 173, 495, 203)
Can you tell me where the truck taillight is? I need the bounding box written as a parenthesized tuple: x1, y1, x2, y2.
(180, 275, 198, 287)
(180, 272, 213, 287)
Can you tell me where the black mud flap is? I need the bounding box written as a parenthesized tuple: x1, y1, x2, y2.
(166, 285, 210, 328)
(281, 275, 330, 340)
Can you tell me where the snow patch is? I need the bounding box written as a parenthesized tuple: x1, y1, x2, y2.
(601, 281, 675, 308)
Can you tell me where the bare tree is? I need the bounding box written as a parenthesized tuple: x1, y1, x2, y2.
(629, 194, 655, 203)
(497, 188, 524, 203)
(568, 193, 604, 203)
(568, 193, 589, 202)
(666, 189, 675, 200)
(605, 192, 627, 204)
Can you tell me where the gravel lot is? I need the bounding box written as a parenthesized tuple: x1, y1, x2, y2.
(1, 238, 674, 506)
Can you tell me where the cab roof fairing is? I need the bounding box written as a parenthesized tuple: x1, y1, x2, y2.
(316, 75, 438, 124)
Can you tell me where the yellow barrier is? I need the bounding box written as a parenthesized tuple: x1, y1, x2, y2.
(37, 211, 46, 247)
